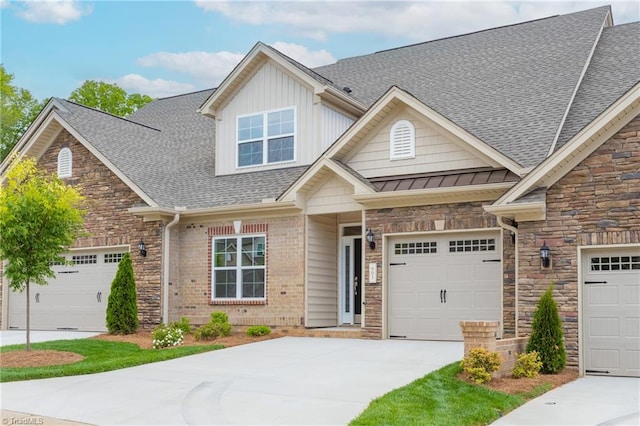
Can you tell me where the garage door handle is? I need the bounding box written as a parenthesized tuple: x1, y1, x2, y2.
(97, 292, 102, 303)
(440, 289, 443, 303)
(584, 281, 608, 285)
(440, 289, 447, 303)
(35, 293, 40, 303)
(443, 289, 447, 303)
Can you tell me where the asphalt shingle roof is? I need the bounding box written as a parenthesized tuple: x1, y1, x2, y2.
(47, 6, 637, 210)
(313, 6, 612, 168)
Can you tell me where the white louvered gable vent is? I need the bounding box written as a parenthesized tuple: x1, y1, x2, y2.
(390, 120, 415, 160)
(57, 147, 72, 178)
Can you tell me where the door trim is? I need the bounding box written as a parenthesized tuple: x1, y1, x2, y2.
(339, 223, 363, 325)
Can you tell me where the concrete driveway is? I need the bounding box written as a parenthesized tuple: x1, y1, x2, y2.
(493, 375, 640, 426)
(0, 330, 100, 347)
(0, 336, 462, 425)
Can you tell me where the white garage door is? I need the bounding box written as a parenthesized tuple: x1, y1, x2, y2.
(8, 248, 128, 332)
(388, 231, 501, 341)
(583, 247, 640, 377)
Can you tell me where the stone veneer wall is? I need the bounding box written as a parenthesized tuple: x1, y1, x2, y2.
(35, 130, 163, 328)
(363, 201, 515, 339)
(517, 114, 640, 368)
(170, 215, 306, 327)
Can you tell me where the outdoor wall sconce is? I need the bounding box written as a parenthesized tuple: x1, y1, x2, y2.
(366, 228, 376, 250)
(137, 239, 147, 257)
(540, 241, 550, 268)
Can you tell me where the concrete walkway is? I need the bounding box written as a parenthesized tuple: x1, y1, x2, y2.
(493, 375, 640, 426)
(0, 330, 101, 347)
(0, 337, 462, 425)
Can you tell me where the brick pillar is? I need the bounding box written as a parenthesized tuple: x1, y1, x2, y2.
(459, 320, 500, 356)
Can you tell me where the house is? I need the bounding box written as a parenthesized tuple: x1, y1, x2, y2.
(1, 5, 638, 377)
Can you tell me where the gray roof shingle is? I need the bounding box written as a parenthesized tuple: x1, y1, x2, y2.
(313, 6, 612, 168)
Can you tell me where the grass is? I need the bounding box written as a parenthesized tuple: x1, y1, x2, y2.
(0, 339, 224, 383)
(350, 363, 526, 426)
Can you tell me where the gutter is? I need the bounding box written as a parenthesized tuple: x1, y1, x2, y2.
(162, 209, 183, 325)
(496, 216, 519, 337)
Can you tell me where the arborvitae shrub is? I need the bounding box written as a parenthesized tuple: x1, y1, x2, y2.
(106, 252, 139, 334)
(526, 284, 567, 374)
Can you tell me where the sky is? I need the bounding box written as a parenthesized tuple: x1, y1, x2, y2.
(1, 0, 638, 101)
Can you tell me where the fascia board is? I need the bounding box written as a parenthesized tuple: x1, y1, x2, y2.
(495, 83, 640, 206)
(483, 201, 546, 221)
(353, 182, 514, 209)
(51, 113, 159, 207)
(131, 200, 301, 221)
(322, 159, 376, 195)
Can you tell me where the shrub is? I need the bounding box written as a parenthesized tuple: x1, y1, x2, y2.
(246, 325, 271, 337)
(526, 284, 567, 374)
(461, 347, 502, 384)
(194, 322, 231, 341)
(512, 351, 543, 378)
(210, 311, 229, 324)
(152, 324, 184, 349)
(170, 317, 192, 335)
(106, 253, 139, 335)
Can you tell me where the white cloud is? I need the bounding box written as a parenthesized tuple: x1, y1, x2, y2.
(136, 51, 245, 86)
(104, 74, 196, 99)
(194, 1, 638, 42)
(1, 0, 10, 8)
(16, 0, 92, 24)
(270, 42, 335, 67)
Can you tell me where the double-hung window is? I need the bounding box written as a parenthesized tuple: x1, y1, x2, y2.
(212, 235, 266, 300)
(237, 107, 295, 167)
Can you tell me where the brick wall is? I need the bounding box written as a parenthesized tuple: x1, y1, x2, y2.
(517, 114, 640, 368)
(363, 202, 515, 339)
(170, 215, 306, 327)
(33, 129, 163, 328)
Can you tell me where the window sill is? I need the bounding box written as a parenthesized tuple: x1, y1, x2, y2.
(210, 299, 266, 306)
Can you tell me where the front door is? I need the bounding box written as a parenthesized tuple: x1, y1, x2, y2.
(340, 236, 362, 325)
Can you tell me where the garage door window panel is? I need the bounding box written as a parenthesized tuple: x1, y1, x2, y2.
(449, 239, 496, 253)
(590, 256, 640, 271)
(72, 254, 97, 265)
(394, 241, 437, 255)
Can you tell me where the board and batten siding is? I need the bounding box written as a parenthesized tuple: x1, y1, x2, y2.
(306, 174, 363, 215)
(306, 214, 339, 327)
(216, 61, 315, 175)
(347, 110, 491, 178)
(322, 105, 355, 152)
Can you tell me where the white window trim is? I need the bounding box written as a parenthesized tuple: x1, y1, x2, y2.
(390, 120, 415, 160)
(211, 234, 267, 300)
(236, 106, 296, 169)
(57, 147, 72, 178)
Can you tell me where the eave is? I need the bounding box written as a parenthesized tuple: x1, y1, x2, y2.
(353, 182, 515, 210)
(483, 201, 546, 221)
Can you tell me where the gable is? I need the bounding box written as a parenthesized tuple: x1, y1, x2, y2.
(345, 106, 494, 179)
(305, 172, 363, 215)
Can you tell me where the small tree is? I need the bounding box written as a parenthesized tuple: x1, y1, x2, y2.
(106, 252, 139, 334)
(0, 157, 85, 351)
(526, 284, 567, 374)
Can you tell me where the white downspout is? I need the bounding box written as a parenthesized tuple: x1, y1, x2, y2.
(497, 216, 519, 337)
(162, 210, 182, 325)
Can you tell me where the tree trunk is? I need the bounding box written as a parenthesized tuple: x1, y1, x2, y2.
(26, 279, 31, 352)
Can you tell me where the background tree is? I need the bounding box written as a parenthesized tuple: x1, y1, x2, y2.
(106, 252, 139, 334)
(526, 284, 567, 374)
(1, 65, 44, 162)
(69, 80, 152, 116)
(0, 157, 85, 351)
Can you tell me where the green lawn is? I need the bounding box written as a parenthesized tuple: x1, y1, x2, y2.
(0, 339, 224, 382)
(350, 363, 532, 426)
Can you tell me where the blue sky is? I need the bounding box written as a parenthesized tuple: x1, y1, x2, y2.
(1, 0, 638, 100)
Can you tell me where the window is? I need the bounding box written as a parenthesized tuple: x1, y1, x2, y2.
(57, 147, 72, 178)
(237, 108, 295, 167)
(449, 239, 496, 253)
(390, 120, 415, 160)
(590, 256, 640, 271)
(394, 241, 437, 255)
(104, 253, 126, 264)
(212, 235, 266, 300)
(72, 254, 97, 265)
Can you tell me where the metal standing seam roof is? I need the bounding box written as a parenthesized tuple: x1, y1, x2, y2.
(370, 168, 520, 192)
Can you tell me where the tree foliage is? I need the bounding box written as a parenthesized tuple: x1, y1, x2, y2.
(526, 284, 567, 374)
(1, 65, 44, 162)
(0, 157, 85, 350)
(69, 80, 152, 116)
(106, 252, 139, 335)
